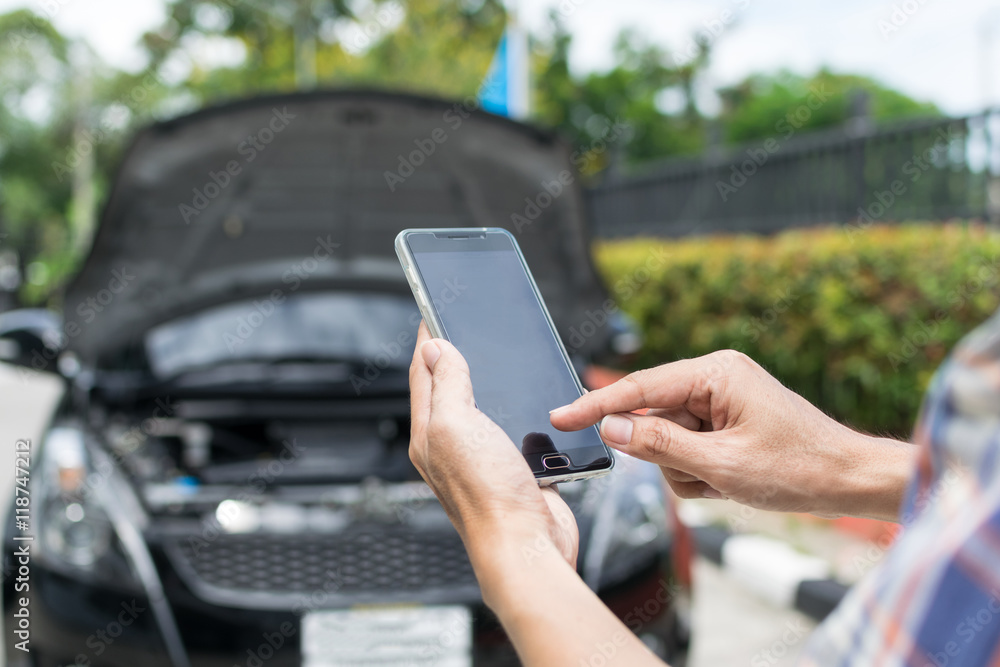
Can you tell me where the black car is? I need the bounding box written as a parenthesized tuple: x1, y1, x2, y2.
(1, 91, 691, 667)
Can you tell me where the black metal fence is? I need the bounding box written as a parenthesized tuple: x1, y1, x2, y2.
(587, 109, 1000, 238)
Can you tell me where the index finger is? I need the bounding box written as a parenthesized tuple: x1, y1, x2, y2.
(550, 357, 707, 431)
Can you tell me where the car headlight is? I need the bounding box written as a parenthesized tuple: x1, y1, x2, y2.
(34, 426, 140, 588)
(581, 454, 671, 590)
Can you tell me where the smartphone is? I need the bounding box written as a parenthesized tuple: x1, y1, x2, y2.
(395, 228, 614, 485)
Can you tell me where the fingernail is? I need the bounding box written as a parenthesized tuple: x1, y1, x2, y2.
(421, 340, 441, 370)
(549, 405, 570, 415)
(600, 414, 633, 446)
(701, 488, 723, 500)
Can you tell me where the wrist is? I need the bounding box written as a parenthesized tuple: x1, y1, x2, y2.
(463, 520, 562, 611)
(826, 431, 917, 522)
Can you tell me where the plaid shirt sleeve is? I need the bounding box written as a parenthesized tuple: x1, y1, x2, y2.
(801, 309, 1000, 667)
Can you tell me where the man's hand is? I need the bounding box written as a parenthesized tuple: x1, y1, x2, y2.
(550, 350, 916, 521)
(408, 322, 578, 586)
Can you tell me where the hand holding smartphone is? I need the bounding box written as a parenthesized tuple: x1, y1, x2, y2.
(395, 228, 614, 484)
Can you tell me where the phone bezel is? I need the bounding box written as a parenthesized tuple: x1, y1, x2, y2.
(395, 227, 615, 485)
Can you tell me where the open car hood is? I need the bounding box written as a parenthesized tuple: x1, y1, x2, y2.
(64, 90, 611, 366)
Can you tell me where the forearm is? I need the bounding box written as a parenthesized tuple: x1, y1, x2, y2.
(467, 532, 666, 667)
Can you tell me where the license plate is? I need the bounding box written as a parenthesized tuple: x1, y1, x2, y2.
(302, 605, 472, 667)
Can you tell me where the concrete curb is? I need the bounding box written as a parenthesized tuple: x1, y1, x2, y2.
(692, 525, 850, 622)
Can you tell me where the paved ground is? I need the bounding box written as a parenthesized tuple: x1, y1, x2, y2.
(0, 363, 818, 665)
(688, 558, 817, 667)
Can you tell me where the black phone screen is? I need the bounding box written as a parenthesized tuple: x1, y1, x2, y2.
(408, 231, 611, 475)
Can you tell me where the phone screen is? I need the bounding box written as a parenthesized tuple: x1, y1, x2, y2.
(407, 231, 611, 475)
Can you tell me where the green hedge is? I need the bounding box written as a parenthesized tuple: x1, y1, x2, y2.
(593, 224, 1000, 437)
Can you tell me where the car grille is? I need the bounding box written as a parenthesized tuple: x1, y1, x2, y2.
(163, 529, 481, 608)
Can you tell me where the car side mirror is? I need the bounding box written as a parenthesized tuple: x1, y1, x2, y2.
(0, 308, 65, 374)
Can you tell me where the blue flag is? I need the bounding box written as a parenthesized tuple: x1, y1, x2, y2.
(478, 24, 529, 119)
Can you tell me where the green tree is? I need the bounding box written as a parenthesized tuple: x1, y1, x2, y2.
(718, 68, 940, 144)
(0, 10, 74, 303)
(0, 10, 170, 304)
(533, 21, 712, 173)
(323, 0, 505, 98)
(141, 0, 506, 105)
(143, 1, 713, 172)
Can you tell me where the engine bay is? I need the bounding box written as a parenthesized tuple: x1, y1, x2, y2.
(92, 396, 435, 532)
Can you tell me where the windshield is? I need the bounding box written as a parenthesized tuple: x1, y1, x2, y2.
(146, 292, 419, 379)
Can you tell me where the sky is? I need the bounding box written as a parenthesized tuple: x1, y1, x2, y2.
(2, 0, 998, 117)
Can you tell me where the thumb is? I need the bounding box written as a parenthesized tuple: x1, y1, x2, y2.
(421, 339, 476, 411)
(599, 412, 711, 476)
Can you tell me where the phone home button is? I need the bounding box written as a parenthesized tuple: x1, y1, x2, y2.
(541, 454, 571, 470)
